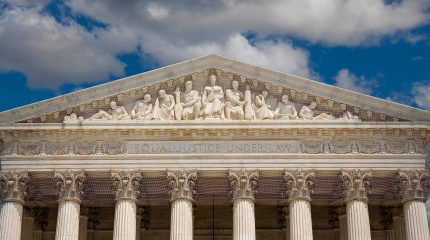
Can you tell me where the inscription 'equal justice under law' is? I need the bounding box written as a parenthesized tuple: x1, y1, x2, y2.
(127, 141, 302, 154)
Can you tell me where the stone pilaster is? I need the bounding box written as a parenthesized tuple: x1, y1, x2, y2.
(397, 170, 430, 240)
(21, 208, 35, 240)
(341, 169, 372, 240)
(390, 207, 406, 240)
(168, 169, 197, 240)
(229, 169, 259, 240)
(112, 170, 142, 240)
(0, 171, 28, 240)
(54, 170, 85, 240)
(284, 169, 314, 240)
(79, 207, 89, 240)
(33, 208, 48, 240)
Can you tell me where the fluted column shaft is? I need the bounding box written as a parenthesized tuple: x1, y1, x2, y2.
(393, 215, 406, 240)
(79, 215, 88, 240)
(55, 200, 81, 240)
(113, 199, 137, 240)
(403, 200, 430, 240)
(232, 198, 255, 240)
(21, 215, 35, 240)
(289, 199, 313, 240)
(0, 201, 24, 240)
(346, 200, 371, 240)
(171, 198, 193, 240)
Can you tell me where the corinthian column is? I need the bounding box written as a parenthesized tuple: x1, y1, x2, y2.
(397, 170, 430, 240)
(284, 169, 314, 240)
(111, 170, 142, 240)
(0, 171, 28, 240)
(229, 169, 259, 240)
(167, 169, 198, 240)
(341, 169, 372, 240)
(54, 170, 86, 240)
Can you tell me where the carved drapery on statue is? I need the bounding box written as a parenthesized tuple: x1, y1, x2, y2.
(54, 170, 86, 202)
(397, 170, 429, 203)
(0, 171, 29, 203)
(111, 170, 142, 201)
(167, 169, 198, 201)
(229, 169, 259, 200)
(341, 169, 372, 202)
(284, 169, 315, 202)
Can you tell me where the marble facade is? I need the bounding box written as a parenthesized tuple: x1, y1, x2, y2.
(0, 55, 429, 240)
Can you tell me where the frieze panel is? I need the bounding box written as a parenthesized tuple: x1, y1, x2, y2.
(1, 139, 425, 156)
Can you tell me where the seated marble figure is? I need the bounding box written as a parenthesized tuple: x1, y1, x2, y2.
(225, 80, 246, 120)
(152, 90, 175, 120)
(87, 101, 129, 121)
(299, 101, 336, 120)
(274, 94, 298, 120)
(253, 91, 274, 120)
(174, 81, 202, 120)
(130, 94, 153, 120)
(201, 75, 225, 119)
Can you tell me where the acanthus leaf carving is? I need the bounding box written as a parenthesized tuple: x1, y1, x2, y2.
(228, 169, 259, 200)
(167, 169, 198, 201)
(54, 170, 86, 202)
(397, 169, 429, 203)
(0, 171, 29, 203)
(111, 170, 142, 200)
(341, 169, 372, 202)
(284, 169, 315, 202)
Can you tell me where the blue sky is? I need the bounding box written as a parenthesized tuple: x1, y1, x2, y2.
(0, 0, 430, 229)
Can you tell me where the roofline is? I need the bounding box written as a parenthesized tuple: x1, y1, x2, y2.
(1, 54, 429, 123)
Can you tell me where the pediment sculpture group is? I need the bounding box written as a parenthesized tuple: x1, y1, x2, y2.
(64, 75, 359, 123)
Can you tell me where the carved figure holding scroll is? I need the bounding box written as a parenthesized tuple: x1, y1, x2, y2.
(88, 101, 129, 120)
(253, 91, 274, 120)
(225, 80, 246, 120)
(202, 74, 225, 119)
(299, 101, 335, 120)
(152, 90, 175, 120)
(174, 81, 202, 120)
(131, 94, 153, 120)
(274, 94, 298, 120)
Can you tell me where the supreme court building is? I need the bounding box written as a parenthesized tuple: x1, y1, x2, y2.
(0, 54, 429, 240)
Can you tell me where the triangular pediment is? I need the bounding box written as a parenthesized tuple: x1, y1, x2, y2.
(1, 54, 429, 124)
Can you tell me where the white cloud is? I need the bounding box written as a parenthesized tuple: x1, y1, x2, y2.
(411, 81, 430, 110)
(146, 3, 169, 20)
(0, 8, 138, 89)
(334, 69, 375, 95)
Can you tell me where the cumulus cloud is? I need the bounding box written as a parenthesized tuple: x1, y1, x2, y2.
(0, 7, 138, 89)
(411, 81, 430, 110)
(334, 69, 375, 95)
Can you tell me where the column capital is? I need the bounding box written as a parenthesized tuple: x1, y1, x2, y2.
(54, 170, 86, 203)
(397, 169, 429, 203)
(167, 169, 198, 201)
(284, 169, 315, 202)
(111, 170, 142, 201)
(229, 169, 259, 200)
(341, 169, 372, 202)
(0, 171, 29, 204)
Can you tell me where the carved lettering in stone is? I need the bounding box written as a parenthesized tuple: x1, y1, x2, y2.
(229, 169, 259, 200)
(397, 170, 429, 203)
(0, 171, 29, 203)
(284, 169, 315, 202)
(54, 170, 86, 202)
(111, 170, 142, 200)
(341, 169, 372, 202)
(167, 169, 198, 201)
